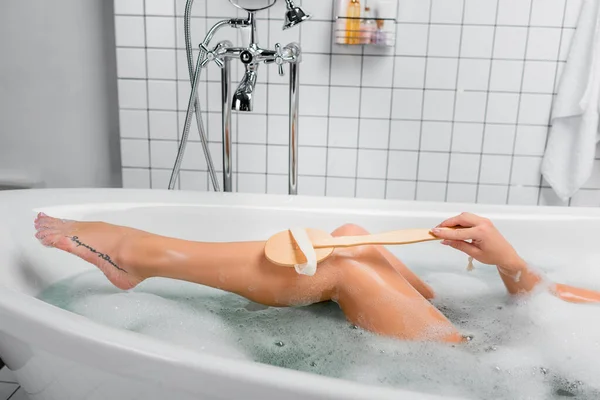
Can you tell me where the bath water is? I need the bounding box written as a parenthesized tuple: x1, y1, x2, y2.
(38, 265, 600, 400)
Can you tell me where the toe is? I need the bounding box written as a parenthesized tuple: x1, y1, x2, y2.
(35, 231, 52, 247)
(36, 229, 62, 247)
(35, 225, 49, 234)
(34, 212, 48, 223)
(36, 213, 56, 226)
(34, 219, 49, 229)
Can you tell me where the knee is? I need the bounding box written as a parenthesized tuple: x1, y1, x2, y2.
(332, 223, 369, 237)
(331, 224, 381, 260)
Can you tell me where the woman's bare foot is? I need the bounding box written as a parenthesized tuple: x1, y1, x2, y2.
(34, 213, 148, 290)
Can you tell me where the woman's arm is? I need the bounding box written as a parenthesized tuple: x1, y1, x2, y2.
(430, 213, 599, 303)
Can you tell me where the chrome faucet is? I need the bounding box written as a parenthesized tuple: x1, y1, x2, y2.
(232, 65, 258, 112)
(169, 0, 311, 195)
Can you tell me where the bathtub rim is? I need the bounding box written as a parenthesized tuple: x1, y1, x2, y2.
(2, 188, 598, 221)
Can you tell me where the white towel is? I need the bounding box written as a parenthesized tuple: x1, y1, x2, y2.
(541, 0, 600, 201)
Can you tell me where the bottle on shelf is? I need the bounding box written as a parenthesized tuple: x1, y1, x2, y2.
(373, 3, 385, 46)
(335, 0, 350, 44)
(361, 6, 377, 44)
(345, 0, 361, 45)
(376, 0, 395, 46)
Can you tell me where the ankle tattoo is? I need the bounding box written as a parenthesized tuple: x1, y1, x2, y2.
(70, 236, 127, 274)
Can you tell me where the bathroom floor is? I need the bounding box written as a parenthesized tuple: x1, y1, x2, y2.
(0, 368, 25, 400)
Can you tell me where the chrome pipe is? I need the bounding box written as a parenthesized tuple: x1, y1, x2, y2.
(169, 51, 204, 190)
(222, 56, 233, 192)
(287, 44, 301, 195)
(192, 80, 220, 191)
(203, 19, 236, 45)
(248, 12, 257, 46)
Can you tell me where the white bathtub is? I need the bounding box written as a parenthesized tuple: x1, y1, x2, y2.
(1, 188, 599, 400)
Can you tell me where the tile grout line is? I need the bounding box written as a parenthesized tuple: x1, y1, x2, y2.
(383, 8, 400, 200)
(116, 167, 572, 188)
(414, 0, 434, 201)
(265, 19, 272, 194)
(114, 74, 565, 95)
(119, 107, 558, 128)
(172, 0, 182, 191)
(118, 44, 572, 64)
(538, 0, 569, 206)
(6, 386, 20, 400)
(119, 137, 553, 157)
(114, 13, 576, 29)
(443, 0, 468, 202)
(474, 0, 502, 203)
(353, 43, 367, 197)
(323, 1, 336, 197)
(322, 12, 343, 197)
(504, 0, 535, 205)
(142, 0, 153, 189)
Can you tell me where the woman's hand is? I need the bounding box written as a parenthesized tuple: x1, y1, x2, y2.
(430, 212, 526, 272)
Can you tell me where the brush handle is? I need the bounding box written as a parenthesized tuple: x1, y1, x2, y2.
(312, 228, 452, 249)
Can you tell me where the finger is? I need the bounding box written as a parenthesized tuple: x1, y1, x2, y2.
(430, 227, 479, 241)
(438, 213, 479, 228)
(438, 213, 481, 228)
(441, 240, 482, 259)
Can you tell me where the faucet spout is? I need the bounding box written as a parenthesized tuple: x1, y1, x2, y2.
(232, 64, 258, 112)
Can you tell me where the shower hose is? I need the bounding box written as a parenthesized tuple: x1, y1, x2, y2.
(168, 0, 221, 191)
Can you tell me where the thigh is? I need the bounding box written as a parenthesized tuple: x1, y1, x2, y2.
(330, 245, 463, 343)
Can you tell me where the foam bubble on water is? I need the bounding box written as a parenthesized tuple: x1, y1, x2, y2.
(424, 272, 492, 298)
(523, 292, 600, 391)
(38, 267, 600, 399)
(42, 272, 249, 360)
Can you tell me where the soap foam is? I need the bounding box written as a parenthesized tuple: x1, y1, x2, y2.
(39, 264, 600, 399)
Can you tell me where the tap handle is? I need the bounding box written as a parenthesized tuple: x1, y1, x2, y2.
(274, 43, 286, 76)
(200, 43, 225, 69)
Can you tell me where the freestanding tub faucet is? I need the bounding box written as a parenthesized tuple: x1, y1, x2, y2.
(169, 0, 311, 195)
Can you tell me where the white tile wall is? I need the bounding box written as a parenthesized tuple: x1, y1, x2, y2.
(114, 0, 599, 206)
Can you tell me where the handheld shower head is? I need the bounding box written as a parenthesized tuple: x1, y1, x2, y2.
(283, 0, 312, 30)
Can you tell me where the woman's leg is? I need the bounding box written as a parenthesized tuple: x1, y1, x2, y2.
(34, 213, 338, 306)
(329, 226, 462, 342)
(34, 214, 462, 342)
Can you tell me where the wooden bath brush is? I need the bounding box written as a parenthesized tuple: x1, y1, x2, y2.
(264, 227, 457, 267)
